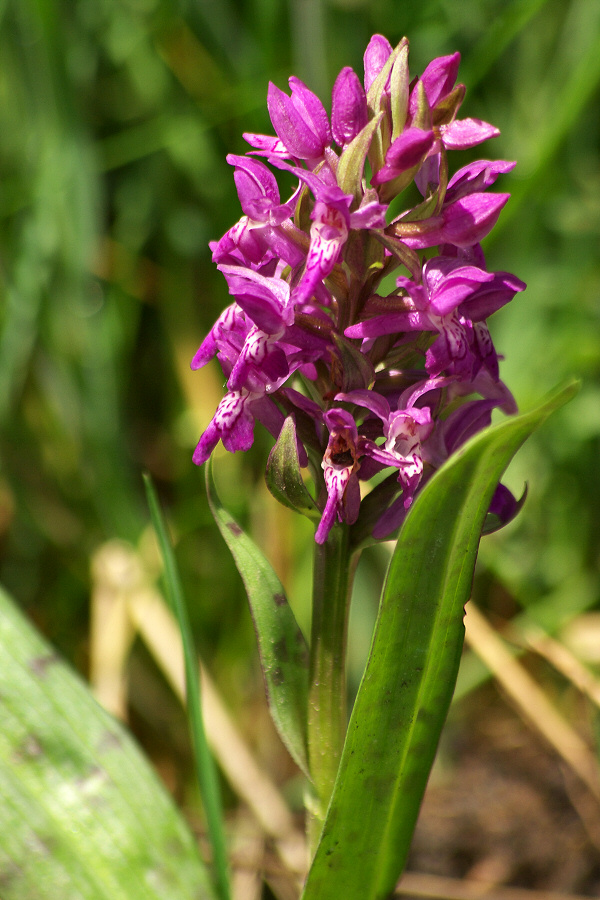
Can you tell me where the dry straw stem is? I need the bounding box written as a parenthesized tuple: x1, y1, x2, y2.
(394, 870, 595, 900)
(90, 540, 306, 886)
(463, 602, 600, 804)
(517, 621, 600, 709)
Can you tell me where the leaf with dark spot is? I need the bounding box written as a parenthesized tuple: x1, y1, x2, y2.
(0, 584, 216, 900)
(207, 459, 310, 777)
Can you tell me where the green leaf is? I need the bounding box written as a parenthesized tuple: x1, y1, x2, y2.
(144, 474, 230, 900)
(0, 585, 215, 900)
(331, 332, 376, 393)
(266, 416, 320, 520)
(390, 43, 409, 141)
(301, 382, 578, 900)
(337, 114, 383, 200)
(206, 460, 310, 777)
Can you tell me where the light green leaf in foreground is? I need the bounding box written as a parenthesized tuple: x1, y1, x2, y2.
(302, 381, 578, 900)
(0, 585, 215, 900)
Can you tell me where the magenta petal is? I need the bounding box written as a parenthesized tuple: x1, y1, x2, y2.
(289, 76, 332, 148)
(193, 420, 221, 465)
(441, 193, 510, 247)
(227, 154, 281, 214)
(315, 490, 339, 544)
(363, 34, 393, 92)
(419, 52, 461, 108)
(335, 388, 391, 422)
(404, 193, 510, 249)
(383, 128, 435, 167)
(462, 271, 527, 320)
(439, 117, 500, 150)
(242, 132, 290, 159)
(345, 310, 430, 339)
(445, 160, 516, 203)
(348, 200, 388, 230)
(331, 66, 368, 147)
(267, 78, 331, 160)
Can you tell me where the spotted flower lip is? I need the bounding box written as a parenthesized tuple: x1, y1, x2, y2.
(192, 33, 525, 542)
(315, 409, 366, 544)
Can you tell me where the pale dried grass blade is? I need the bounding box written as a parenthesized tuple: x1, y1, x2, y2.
(127, 584, 307, 881)
(395, 870, 595, 900)
(464, 603, 600, 802)
(519, 621, 600, 709)
(90, 541, 138, 719)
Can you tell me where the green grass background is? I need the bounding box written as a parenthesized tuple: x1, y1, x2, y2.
(1, 0, 599, 792)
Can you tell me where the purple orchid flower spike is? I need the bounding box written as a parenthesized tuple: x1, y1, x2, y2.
(315, 409, 366, 544)
(192, 32, 526, 544)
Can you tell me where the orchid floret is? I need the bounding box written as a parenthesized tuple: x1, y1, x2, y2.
(191, 33, 525, 542)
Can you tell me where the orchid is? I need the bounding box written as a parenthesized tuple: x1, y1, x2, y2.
(192, 34, 527, 546)
(187, 32, 577, 900)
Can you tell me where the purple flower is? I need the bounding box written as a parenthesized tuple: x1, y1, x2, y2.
(396, 192, 511, 249)
(371, 127, 436, 187)
(337, 384, 437, 509)
(266, 77, 332, 162)
(331, 67, 369, 148)
(315, 409, 366, 544)
(193, 389, 284, 465)
(191, 33, 525, 543)
(363, 34, 393, 92)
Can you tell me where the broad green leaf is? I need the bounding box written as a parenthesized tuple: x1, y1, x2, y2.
(206, 460, 310, 777)
(302, 382, 578, 900)
(266, 417, 320, 520)
(0, 585, 215, 900)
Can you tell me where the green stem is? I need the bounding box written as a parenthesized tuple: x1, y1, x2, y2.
(307, 523, 356, 849)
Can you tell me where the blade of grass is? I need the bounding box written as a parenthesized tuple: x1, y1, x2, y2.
(143, 473, 231, 900)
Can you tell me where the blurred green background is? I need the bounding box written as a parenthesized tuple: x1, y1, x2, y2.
(1, 0, 599, 817)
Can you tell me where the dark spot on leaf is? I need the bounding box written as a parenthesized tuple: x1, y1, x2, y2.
(14, 734, 43, 762)
(226, 521, 243, 537)
(0, 859, 22, 887)
(295, 646, 309, 668)
(29, 653, 60, 678)
(31, 833, 55, 856)
(273, 592, 286, 606)
(166, 837, 187, 859)
(96, 729, 123, 754)
(272, 667, 284, 686)
(274, 637, 288, 662)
